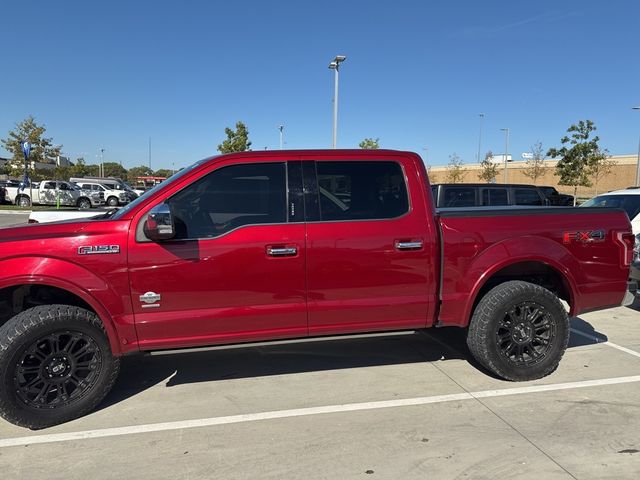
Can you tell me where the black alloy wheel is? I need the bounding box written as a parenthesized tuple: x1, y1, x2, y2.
(14, 331, 102, 410)
(496, 301, 554, 367)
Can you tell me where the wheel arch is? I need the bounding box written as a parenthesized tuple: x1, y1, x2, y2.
(465, 259, 577, 327)
(438, 236, 582, 328)
(0, 262, 132, 356)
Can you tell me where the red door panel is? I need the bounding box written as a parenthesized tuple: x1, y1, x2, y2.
(128, 224, 307, 349)
(304, 156, 438, 335)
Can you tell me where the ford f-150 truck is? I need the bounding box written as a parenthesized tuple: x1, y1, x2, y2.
(0, 149, 634, 429)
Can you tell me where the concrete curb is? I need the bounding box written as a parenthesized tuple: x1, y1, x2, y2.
(0, 209, 32, 215)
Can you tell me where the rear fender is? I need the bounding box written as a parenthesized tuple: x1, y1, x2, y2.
(439, 236, 580, 327)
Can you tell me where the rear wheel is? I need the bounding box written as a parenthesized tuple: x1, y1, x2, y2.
(466, 280, 569, 381)
(0, 305, 120, 429)
(77, 197, 91, 210)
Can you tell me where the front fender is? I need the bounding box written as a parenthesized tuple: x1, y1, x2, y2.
(0, 256, 136, 355)
(438, 236, 580, 327)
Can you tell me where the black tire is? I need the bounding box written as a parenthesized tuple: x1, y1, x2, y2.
(77, 197, 91, 210)
(466, 280, 569, 381)
(16, 195, 31, 208)
(107, 196, 119, 207)
(0, 305, 120, 429)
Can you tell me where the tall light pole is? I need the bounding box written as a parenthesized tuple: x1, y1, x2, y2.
(500, 128, 509, 183)
(100, 148, 105, 177)
(328, 55, 346, 148)
(148, 137, 152, 170)
(634, 107, 640, 186)
(278, 125, 284, 150)
(477, 113, 484, 163)
(422, 146, 428, 165)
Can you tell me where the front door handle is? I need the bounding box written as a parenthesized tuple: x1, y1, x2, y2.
(395, 240, 424, 251)
(266, 245, 298, 257)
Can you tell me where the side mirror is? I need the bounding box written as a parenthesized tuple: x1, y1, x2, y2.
(144, 203, 175, 241)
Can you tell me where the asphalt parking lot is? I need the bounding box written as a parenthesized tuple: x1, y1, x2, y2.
(1, 215, 639, 479)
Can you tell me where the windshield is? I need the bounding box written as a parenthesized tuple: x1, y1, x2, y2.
(581, 194, 640, 220)
(111, 157, 213, 219)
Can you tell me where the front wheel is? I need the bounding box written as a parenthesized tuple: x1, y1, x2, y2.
(0, 305, 120, 429)
(17, 195, 31, 208)
(466, 280, 569, 381)
(106, 196, 119, 207)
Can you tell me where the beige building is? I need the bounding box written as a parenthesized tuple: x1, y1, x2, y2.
(427, 154, 640, 200)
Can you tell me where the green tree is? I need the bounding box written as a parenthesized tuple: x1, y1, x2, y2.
(359, 137, 380, 149)
(127, 165, 153, 183)
(590, 150, 615, 195)
(154, 169, 174, 178)
(0, 116, 62, 178)
(523, 142, 547, 184)
(445, 153, 467, 183)
(70, 157, 100, 177)
(478, 150, 499, 183)
(547, 120, 604, 205)
(102, 162, 127, 179)
(53, 165, 71, 181)
(217, 121, 251, 153)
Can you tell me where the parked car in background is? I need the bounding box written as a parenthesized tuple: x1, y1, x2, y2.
(73, 180, 131, 207)
(70, 176, 138, 206)
(4, 180, 101, 209)
(581, 188, 640, 288)
(539, 186, 575, 206)
(431, 183, 548, 208)
(28, 209, 108, 224)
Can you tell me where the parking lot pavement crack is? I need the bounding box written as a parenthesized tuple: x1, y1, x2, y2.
(411, 331, 579, 480)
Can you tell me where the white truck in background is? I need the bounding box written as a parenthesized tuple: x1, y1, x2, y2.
(6, 180, 102, 209)
(70, 177, 138, 206)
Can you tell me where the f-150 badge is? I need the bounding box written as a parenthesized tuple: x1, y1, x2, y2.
(77, 245, 120, 255)
(140, 291, 161, 308)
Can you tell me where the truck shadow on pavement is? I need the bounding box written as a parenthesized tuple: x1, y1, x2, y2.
(98, 318, 607, 412)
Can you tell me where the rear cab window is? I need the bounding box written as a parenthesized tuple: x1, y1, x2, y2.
(513, 188, 543, 206)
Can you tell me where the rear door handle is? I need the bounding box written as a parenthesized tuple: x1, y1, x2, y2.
(266, 245, 298, 257)
(395, 240, 424, 251)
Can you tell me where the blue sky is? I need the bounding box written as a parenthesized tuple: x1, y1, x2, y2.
(1, 0, 638, 170)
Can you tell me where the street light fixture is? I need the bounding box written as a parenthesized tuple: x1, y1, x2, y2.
(328, 55, 346, 148)
(500, 128, 510, 183)
(634, 106, 640, 186)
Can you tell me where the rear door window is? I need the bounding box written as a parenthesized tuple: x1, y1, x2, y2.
(315, 161, 408, 221)
(442, 187, 476, 207)
(481, 188, 508, 206)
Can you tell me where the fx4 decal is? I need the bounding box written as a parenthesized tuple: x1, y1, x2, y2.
(562, 230, 605, 245)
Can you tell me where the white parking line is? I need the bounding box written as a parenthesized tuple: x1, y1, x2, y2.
(570, 328, 640, 359)
(2, 374, 640, 448)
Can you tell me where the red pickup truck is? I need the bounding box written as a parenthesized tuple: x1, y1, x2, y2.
(0, 149, 634, 429)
